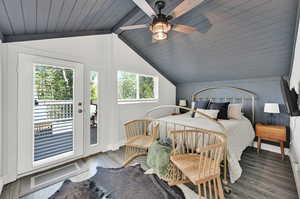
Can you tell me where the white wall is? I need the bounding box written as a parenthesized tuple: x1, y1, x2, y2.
(290, 26, 300, 161)
(111, 34, 176, 144)
(290, 41, 300, 94)
(0, 39, 3, 193)
(289, 4, 300, 196)
(290, 3, 300, 167)
(1, 34, 175, 184)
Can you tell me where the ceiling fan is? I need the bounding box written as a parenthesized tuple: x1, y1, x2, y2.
(120, 0, 206, 42)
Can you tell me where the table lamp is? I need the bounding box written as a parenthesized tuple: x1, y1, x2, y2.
(179, 99, 187, 113)
(264, 103, 280, 125)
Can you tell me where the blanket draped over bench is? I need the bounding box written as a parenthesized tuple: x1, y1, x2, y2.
(147, 141, 172, 177)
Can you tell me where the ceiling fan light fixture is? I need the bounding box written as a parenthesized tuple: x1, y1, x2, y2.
(153, 32, 168, 40)
(150, 21, 171, 40)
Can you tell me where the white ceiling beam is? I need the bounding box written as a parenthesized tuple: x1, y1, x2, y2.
(3, 29, 111, 43)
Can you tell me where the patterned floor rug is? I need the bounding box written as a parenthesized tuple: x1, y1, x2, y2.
(49, 164, 185, 199)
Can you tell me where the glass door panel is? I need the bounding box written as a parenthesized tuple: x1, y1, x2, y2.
(90, 71, 99, 145)
(85, 69, 102, 156)
(33, 65, 74, 162)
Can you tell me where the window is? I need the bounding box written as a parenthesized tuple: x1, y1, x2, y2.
(90, 71, 99, 145)
(118, 71, 158, 102)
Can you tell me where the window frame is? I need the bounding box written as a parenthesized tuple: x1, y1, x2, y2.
(117, 70, 159, 103)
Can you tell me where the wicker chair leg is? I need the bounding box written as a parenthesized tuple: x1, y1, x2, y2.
(198, 184, 202, 199)
(216, 176, 225, 199)
(221, 155, 232, 195)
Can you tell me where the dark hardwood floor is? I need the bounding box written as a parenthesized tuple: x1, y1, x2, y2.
(105, 147, 299, 199)
(1, 147, 297, 199)
(226, 147, 298, 199)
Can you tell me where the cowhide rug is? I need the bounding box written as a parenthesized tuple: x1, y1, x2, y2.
(49, 164, 185, 199)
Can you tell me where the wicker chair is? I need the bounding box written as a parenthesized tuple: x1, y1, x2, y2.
(169, 129, 226, 199)
(123, 120, 159, 167)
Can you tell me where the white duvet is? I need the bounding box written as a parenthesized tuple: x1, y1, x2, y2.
(155, 113, 255, 183)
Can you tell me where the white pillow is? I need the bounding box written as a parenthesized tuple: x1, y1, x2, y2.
(195, 108, 219, 119)
(227, 104, 243, 120)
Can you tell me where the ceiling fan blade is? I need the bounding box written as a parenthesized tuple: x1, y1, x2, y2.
(172, 24, 197, 34)
(169, 0, 205, 19)
(119, 24, 149, 31)
(132, 0, 156, 18)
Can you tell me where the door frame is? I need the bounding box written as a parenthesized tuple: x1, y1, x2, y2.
(17, 53, 84, 175)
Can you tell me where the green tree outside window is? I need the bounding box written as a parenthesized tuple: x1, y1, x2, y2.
(139, 76, 154, 99)
(117, 71, 157, 101)
(34, 65, 73, 100)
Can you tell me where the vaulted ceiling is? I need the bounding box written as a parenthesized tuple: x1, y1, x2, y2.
(0, 0, 298, 84)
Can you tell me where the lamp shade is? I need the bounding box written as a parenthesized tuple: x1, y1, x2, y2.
(179, 99, 187, 107)
(191, 101, 196, 109)
(264, 103, 280, 113)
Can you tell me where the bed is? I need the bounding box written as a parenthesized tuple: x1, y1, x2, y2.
(145, 86, 256, 184)
(152, 112, 254, 183)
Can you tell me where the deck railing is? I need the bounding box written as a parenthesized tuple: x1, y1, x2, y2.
(33, 100, 74, 161)
(34, 100, 73, 122)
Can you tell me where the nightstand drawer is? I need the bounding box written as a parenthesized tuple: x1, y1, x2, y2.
(256, 124, 286, 141)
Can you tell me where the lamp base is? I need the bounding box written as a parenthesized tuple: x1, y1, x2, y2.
(267, 113, 275, 125)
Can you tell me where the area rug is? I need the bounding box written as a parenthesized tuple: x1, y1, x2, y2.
(48, 164, 185, 199)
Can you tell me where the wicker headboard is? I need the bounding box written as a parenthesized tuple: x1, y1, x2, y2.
(192, 86, 257, 124)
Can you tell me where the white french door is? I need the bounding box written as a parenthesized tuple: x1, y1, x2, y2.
(17, 54, 84, 174)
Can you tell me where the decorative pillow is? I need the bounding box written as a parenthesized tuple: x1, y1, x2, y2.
(195, 108, 219, 119)
(227, 104, 243, 120)
(191, 100, 210, 118)
(208, 102, 230, 120)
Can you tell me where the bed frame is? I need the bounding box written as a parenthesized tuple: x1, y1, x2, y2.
(192, 86, 257, 124)
(144, 86, 256, 193)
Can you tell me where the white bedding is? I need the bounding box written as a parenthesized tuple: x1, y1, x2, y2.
(155, 112, 255, 183)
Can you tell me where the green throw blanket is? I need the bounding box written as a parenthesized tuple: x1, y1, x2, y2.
(147, 141, 172, 177)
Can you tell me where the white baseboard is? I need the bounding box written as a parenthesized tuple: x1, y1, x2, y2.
(252, 141, 290, 155)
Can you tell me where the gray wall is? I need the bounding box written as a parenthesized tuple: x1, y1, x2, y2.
(176, 77, 290, 146)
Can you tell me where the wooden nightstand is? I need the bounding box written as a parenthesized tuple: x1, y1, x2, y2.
(255, 123, 286, 160)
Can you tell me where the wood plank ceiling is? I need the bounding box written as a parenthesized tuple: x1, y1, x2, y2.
(0, 0, 135, 40)
(0, 0, 298, 84)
